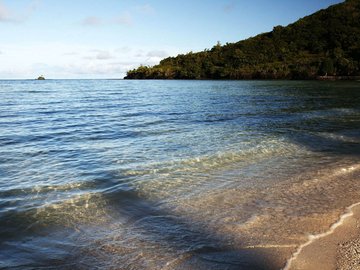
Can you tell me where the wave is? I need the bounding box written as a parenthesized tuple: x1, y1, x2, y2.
(283, 201, 360, 270)
(281, 164, 360, 269)
(122, 138, 305, 178)
(316, 131, 360, 144)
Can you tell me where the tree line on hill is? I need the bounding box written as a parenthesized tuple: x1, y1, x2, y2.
(125, 0, 360, 80)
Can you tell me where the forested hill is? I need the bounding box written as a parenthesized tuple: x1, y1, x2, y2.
(125, 0, 360, 80)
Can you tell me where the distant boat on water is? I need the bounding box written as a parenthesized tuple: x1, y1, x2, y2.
(37, 75, 45, 80)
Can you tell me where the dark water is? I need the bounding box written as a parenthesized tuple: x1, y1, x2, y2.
(0, 80, 359, 269)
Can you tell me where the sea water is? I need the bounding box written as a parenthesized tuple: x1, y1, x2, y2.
(0, 80, 359, 269)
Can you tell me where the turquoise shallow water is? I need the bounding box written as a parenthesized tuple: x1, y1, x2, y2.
(0, 80, 360, 269)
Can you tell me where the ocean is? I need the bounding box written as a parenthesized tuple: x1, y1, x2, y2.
(1, 79, 359, 269)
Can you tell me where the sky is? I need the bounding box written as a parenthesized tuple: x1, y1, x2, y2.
(0, 0, 343, 79)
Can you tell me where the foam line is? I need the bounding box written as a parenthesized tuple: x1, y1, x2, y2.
(244, 244, 297, 249)
(283, 201, 360, 270)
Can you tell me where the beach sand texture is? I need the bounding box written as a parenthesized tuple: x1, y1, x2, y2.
(285, 204, 360, 270)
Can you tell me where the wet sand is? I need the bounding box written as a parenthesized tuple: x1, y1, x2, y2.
(285, 204, 360, 270)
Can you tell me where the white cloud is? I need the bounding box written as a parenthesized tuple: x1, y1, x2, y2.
(25, 0, 41, 16)
(79, 3, 155, 29)
(115, 46, 132, 54)
(0, 2, 16, 22)
(113, 12, 132, 26)
(146, 50, 168, 58)
(0, 0, 40, 23)
(61, 62, 128, 76)
(63, 51, 79, 56)
(81, 12, 133, 27)
(96, 50, 113, 60)
(0, 42, 182, 79)
(134, 49, 144, 57)
(135, 4, 155, 15)
(83, 49, 115, 60)
(81, 16, 102, 26)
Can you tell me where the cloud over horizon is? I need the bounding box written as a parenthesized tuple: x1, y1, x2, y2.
(113, 11, 133, 26)
(0, 1, 18, 22)
(80, 3, 155, 27)
(81, 12, 133, 27)
(146, 50, 169, 58)
(81, 16, 102, 26)
(0, 41, 178, 79)
(0, 0, 40, 23)
(135, 4, 155, 15)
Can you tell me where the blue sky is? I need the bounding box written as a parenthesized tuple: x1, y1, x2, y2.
(0, 0, 343, 79)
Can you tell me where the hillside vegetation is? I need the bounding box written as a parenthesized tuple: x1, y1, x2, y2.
(125, 0, 360, 80)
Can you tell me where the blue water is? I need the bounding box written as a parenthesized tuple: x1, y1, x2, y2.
(1, 80, 360, 269)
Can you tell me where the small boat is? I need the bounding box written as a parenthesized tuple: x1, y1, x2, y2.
(37, 75, 45, 80)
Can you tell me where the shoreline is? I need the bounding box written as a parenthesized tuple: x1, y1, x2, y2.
(316, 75, 360, 81)
(123, 76, 360, 81)
(284, 202, 360, 270)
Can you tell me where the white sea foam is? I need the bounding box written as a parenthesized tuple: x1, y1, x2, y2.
(245, 244, 297, 249)
(318, 132, 360, 143)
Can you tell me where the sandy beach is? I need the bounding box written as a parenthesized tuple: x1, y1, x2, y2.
(285, 204, 360, 270)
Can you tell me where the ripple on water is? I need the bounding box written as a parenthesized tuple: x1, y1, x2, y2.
(0, 80, 360, 269)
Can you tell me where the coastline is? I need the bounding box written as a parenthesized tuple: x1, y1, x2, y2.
(284, 203, 360, 270)
(123, 76, 360, 81)
(168, 162, 360, 270)
(316, 75, 360, 81)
